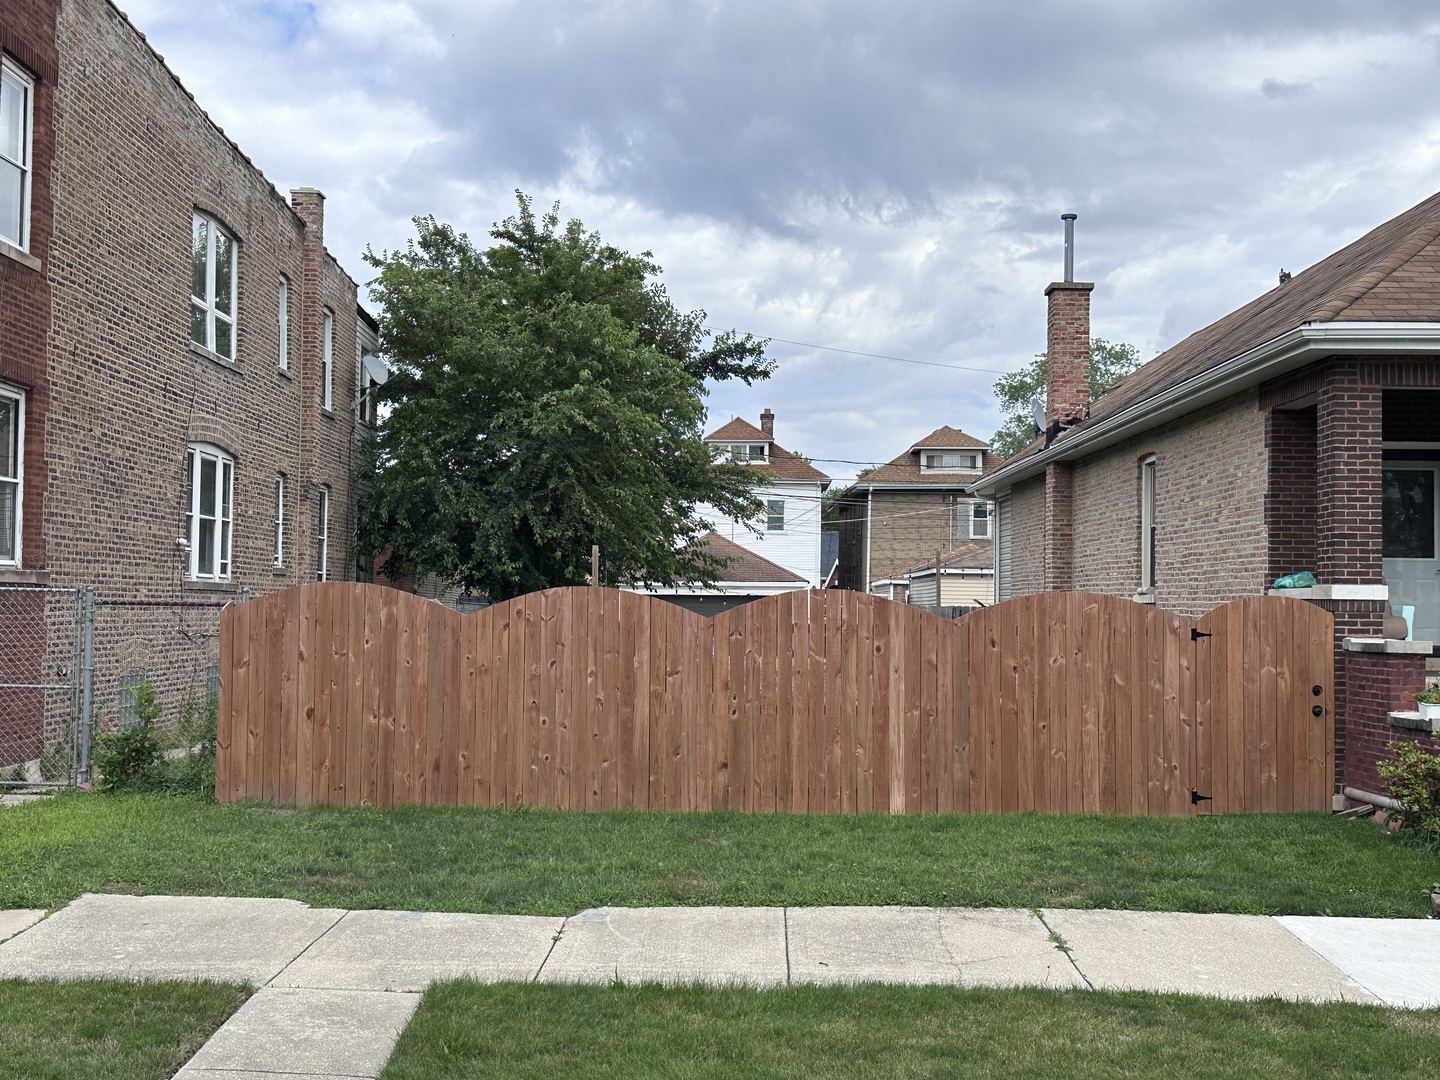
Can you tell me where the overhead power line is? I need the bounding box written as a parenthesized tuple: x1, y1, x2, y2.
(705, 325, 1009, 375)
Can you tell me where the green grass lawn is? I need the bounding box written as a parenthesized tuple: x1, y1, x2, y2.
(0, 979, 248, 1080)
(2, 792, 1434, 916)
(379, 982, 1440, 1080)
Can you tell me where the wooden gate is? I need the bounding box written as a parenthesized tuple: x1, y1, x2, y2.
(216, 587, 1333, 815)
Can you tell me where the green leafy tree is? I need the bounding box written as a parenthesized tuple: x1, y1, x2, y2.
(990, 338, 1143, 460)
(358, 195, 774, 600)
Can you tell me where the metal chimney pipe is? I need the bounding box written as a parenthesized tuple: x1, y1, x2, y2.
(1061, 213, 1077, 283)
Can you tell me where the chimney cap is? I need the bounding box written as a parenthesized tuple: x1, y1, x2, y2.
(1060, 212, 1077, 221)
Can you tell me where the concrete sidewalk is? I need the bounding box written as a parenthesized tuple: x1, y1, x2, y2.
(2, 895, 1437, 1078)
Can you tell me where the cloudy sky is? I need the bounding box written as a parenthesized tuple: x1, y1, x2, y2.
(126, 0, 1440, 483)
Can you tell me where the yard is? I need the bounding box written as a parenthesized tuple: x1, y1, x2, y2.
(2, 792, 1435, 917)
(379, 982, 1440, 1080)
(0, 979, 248, 1080)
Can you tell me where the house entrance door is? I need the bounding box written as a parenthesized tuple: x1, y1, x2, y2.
(1382, 463, 1440, 643)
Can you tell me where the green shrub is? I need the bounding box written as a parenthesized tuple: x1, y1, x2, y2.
(91, 682, 165, 793)
(1376, 741, 1440, 849)
(160, 691, 218, 799)
(1414, 687, 1440, 706)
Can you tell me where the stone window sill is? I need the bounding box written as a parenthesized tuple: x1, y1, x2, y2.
(188, 340, 242, 373)
(182, 578, 238, 593)
(0, 567, 50, 585)
(277, 367, 293, 381)
(0, 238, 40, 272)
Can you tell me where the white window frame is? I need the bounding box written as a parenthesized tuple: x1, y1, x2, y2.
(0, 385, 24, 566)
(273, 473, 285, 568)
(321, 307, 334, 410)
(725, 442, 768, 463)
(316, 485, 330, 582)
(970, 499, 991, 539)
(277, 275, 290, 371)
(1140, 454, 1157, 591)
(191, 212, 238, 359)
(184, 443, 234, 581)
(766, 498, 785, 532)
(922, 452, 979, 473)
(0, 57, 35, 252)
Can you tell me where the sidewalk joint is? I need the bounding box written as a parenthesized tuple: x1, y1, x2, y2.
(532, 916, 567, 982)
(265, 908, 351, 989)
(783, 908, 792, 986)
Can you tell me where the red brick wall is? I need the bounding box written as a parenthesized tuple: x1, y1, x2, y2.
(1343, 649, 1438, 796)
(0, 0, 59, 573)
(1044, 281, 1091, 427)
(1043, 462, 1074, 590)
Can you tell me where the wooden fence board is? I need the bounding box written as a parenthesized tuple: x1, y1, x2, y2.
(220, 586, 1335, 817)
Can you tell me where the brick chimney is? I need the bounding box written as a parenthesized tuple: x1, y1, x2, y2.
(1044, 213, 1092, 429)
(760, 408, 774, 436)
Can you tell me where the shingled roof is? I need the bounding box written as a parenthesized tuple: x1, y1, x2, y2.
(690, 531, 807, 583)
(704, 416, 830, 482)
(1009, 188, 1440, 466)
(850, 425, 1000, 487)
(903, 541, 994, 575)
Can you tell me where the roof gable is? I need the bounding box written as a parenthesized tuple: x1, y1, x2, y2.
(691, 531, 808, 583)
(704, 415, 830, 482)
(909, 426, 991, 452)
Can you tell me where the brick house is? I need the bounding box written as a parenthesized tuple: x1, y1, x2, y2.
(973, 196, 1440, 796)
(834, 426, 998, 598)
(0, 0, 374, 770)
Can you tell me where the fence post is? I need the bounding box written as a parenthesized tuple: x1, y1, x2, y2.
(79, 587, 95, 784)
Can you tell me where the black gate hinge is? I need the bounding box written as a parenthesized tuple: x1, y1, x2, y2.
(1190, 789, 1213, 805)
(1191, 629, 1213, 641)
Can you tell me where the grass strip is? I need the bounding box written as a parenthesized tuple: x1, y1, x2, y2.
(1, 792, 1434, 917)
(0, 978, 248, 1080)
(379, 981, 1440, 1080)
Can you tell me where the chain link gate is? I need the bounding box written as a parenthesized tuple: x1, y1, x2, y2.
(0, 585, 92, 789)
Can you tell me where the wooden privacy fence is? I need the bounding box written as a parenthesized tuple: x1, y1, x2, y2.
(217, 586, 1334, 816)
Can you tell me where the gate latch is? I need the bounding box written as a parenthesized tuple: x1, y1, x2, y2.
(1190, 789, 1213, 805)
(1191, 629, 1213, 642)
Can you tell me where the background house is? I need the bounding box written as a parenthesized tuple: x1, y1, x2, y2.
(834, 426, 997, 595)
(0, 0, 375, 776)
(901, 542, 994, 609)
(974, 196, 1440, 797)
(650, 409, 828, 614)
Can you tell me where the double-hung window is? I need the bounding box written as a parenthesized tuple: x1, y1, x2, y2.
(923, 452, 979, 472)
(766, 498, 785, 532)
(315, 485, 330, 582)
(970, 499, 991, 539)
(184, 444, 234, 581)
(277, 275, 290, 371)
(273, 473, 285, 568)
(0, 58, 34, 251)
(191, 212, 237, 359)
(0, 386, 22, 564)
(321, 308, 334, 410)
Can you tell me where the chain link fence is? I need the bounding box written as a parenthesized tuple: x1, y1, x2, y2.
(0, 585, 84, 787)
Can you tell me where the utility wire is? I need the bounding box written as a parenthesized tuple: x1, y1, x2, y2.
(705, 325, 1010, 375)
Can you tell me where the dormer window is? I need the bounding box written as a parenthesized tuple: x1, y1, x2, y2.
(922, 452, 979, 472)
(726, 443, 769, 463)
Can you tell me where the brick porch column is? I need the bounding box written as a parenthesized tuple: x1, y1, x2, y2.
(1313, 361, 1387, 787)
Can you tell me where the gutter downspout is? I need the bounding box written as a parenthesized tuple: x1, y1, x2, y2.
(863, 488, 873, 594)
(1341, 786, 1404, 812)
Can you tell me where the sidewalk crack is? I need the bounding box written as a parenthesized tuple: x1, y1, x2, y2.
(783, 908, 792, 986)
(1033, 909, 1093, 990)
(532, 916, 567, 983)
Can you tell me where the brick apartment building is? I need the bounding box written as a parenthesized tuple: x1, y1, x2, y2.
(834, 426, 998, 599)
(0, 0, 376, 774)
(974, 199, 1440, 796)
